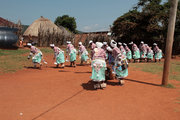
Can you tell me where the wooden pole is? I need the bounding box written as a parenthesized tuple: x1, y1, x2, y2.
(162, 0, 178, 85)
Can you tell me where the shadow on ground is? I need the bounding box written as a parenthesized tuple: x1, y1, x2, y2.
(81, 80, 97, 91)
(74, 71, 91, 74)
(124, 78, 161, 86)
(24, 66, 42, 70)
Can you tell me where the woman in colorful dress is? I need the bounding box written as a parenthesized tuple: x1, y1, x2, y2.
(129, 41, 140, 63)
(91, 42, 107, 89)
(153, 43, 163, 62)
(139, 41, 147, 62)
(111, 40, 128, 85)
(102, 42, 109, 60)
(50, 44, 65, 68)
(89, 40, 96, 60)
(145, 44, 154, 62)
(66, 41, 77, 67)
(106, 46, 115, 80)
(124, 43, 132, 62)
(78, 42, 88, 65)
(118, 42, 126, 56)
(27, 43, 46, 69)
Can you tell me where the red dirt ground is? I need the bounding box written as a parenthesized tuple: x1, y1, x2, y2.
(0, 56, 180, 120)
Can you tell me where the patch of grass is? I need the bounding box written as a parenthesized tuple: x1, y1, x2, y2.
(129, 60, 180, 81)
(170, 60, 180, 81)
(162, 83, 176, 88)
(40, 47, 53, 54)
(0, 47, 66, 74)
(0, 49, 29, 56)
(0, 49, 30, 74)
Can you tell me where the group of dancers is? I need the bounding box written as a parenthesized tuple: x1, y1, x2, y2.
(26, 40, 163, 90)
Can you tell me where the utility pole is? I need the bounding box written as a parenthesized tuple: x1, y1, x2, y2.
(162, 0, 178, 85)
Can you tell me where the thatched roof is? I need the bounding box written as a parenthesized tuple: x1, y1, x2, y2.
(23, 16, 63, 37)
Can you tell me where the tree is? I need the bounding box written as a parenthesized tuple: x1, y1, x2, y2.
(54, 15, 77, 33)
(112, 0, 180, 54)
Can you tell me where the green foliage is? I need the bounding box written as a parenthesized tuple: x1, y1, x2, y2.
(54, 15, 77, 33)
(21, 25, 29, 34)
(112, 0, 180, 54)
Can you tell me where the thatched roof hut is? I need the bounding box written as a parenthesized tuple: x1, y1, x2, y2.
(23, 16, 74, 46)
(24, 16, 62, 37)
(23, 16, 63, 44)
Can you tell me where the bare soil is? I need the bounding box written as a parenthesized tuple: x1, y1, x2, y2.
(0, 55, 180, 120)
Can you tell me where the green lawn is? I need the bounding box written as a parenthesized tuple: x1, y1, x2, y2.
(0, 47, 79, 74)
(129, 60, 180, 81)
(0, 48, 54, 74)
(0, 49, 30, 74)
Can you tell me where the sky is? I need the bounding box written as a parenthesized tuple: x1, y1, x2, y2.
(0, 0, 167, 32)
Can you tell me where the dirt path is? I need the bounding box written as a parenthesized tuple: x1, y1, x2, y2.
(0, 56, 180, 120)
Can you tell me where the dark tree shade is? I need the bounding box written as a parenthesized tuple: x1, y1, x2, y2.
(112, 0, 180, 55)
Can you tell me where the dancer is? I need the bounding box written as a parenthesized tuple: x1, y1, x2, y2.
(50, 44, 65, 68)
(153, 43, 162, 62)
(102, 42, 109, 60)
(66, 41, 77, 67)
(91, 42, 107, 89)
(111, 40, 128, 85)
(146, 44, 154, 62)
(118, 42, 126, 56)
(129, 41, 140, 62)
(78, 42, 88, 65)
(27, 43, 47, 69)
(89, 40, 96, 60)
(106, 46, 114, 80)
(124, 43, 132, 62)
(139, 41, 147, 62)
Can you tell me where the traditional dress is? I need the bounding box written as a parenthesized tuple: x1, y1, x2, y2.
(124, 44, 132, 60)
(89, 40, 96, 59)
(102, 42, 109, 60)
(67, 42, 77, 62)
(53, 46, 65, 65)
(139, 42, 147, 59)
(146, 45, 154, 60)
(91, 42, 107, 89)
(119, 44, 126, 57)
(79, 43, 88, 62)
(91, 48, 106, 81)
(153, 44, 162, 61)
(27, 43, 46, 68)
(111, 40, 128, 85)
(132, 43, 140, 59)
(114, 54, 128, 79)
(30, 46, 42, 64)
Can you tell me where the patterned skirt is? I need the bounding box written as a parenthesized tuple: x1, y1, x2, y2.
(126, 51, 132, 60)
(56, 52, 65, 64)
(70, 49, 77, 62)
(147, 52, 153, 59)
(140, 51, 147, 58)
(81, 52, 88, 62)
(91, 59, 107, 82)
(115, 67, 128, 79)
(32, 52, 42, 63)
(114, 59, 128, 79)
(133, 50, 140, 59)
(155, 51, 162, 60)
